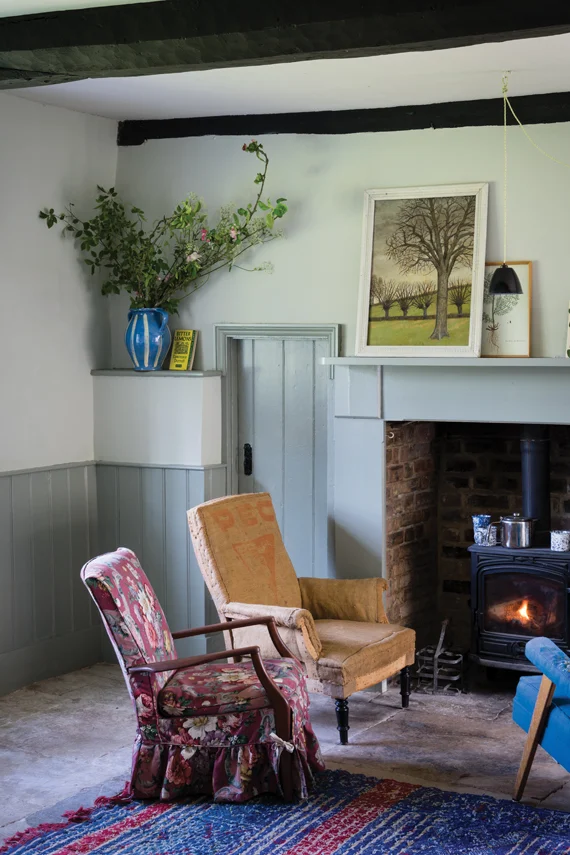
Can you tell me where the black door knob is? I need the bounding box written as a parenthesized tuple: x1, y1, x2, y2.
(243, 443, 253, 476)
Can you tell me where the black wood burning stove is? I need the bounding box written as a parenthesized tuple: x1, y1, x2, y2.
(469, 545, 570, 671)
(469, 425, 570, 672)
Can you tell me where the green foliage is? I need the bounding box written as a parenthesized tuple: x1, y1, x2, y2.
(39, 141, 287, 314)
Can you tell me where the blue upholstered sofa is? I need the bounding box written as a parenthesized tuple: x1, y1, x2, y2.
(512, 637, 570, 800)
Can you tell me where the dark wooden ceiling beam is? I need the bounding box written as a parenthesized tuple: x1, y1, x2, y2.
(118, 92, 570, 146)
(2, 2, 570, 90)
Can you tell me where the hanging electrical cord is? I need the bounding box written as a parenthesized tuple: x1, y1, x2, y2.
(502, 75, 508, 266)
(503, 72, 570, 170)
(491, 73, 570, 295)
(489, 74, 523, 295)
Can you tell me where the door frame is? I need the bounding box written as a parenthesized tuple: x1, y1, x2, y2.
(214, 323, 340, 495)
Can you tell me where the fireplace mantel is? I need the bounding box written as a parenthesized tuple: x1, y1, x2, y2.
(323, 357, 570, 368)
(323, 357, 570, 424)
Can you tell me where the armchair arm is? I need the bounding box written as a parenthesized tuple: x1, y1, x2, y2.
(223, 601, 322, 661)
(299, 576, 389, 623)
(525, 637, 570, 694)
(129, 646, 266, 674)
(172, 616, 295, 660)
(129, 646, 292, 740)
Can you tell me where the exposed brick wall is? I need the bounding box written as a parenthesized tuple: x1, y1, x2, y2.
(385, 421, 438, 647)
(549, 426, 570, 528)
(385, 422, 570, 652)
(436, 423, 523, 649)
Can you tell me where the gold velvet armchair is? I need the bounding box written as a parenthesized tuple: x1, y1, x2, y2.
(187, 493, 415, 743)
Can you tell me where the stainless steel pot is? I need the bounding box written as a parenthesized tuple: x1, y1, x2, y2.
(500, 513, 536, 548)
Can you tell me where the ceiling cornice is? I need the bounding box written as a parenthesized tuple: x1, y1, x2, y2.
(3, 2, 570, 90)
(117, 92, 570, 146)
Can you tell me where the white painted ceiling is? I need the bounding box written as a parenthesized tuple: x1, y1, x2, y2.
(10, 32, 570, 120)
(0, 0, 160, 16)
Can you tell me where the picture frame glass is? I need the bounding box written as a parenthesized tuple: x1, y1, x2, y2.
(356, 184, 488, 357)
(482, 262, 531, 358)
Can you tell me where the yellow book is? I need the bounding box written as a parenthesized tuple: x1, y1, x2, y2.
(169, 330, 198, 371)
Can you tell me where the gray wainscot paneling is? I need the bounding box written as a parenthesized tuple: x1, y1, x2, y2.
(0, 463, 101, 696)
(0, 461, 227, 695)
(96, 463, 227, 659)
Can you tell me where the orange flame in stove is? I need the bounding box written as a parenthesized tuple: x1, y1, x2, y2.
(518, 601, 530, 622)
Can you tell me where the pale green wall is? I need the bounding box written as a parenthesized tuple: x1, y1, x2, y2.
(113, 123, 570, 368)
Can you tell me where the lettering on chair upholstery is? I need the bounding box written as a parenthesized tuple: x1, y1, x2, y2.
(233, 534, 278, 597)
(211, 495, 277, 534)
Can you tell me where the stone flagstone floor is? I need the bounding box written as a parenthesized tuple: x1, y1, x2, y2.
(1, 663, 569, 842)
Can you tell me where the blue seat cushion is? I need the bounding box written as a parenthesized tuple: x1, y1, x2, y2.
(513, 675, 570, 773)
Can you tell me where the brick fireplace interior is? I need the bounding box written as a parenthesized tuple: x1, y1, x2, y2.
(384, 421, 570, 652)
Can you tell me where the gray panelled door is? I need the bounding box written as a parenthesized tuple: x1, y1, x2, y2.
(235, 337, 331, 578)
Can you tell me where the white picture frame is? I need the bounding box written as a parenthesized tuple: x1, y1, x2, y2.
(355, 183, 489, 357)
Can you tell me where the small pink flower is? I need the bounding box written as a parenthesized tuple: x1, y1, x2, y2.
(186, 251, 200, 262)
(200, 228, 208, 241)
(229, 227, 237, 241)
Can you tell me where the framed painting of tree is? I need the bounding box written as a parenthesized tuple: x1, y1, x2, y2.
(355, 183, 489, 357)
(481, 261, 531, 357)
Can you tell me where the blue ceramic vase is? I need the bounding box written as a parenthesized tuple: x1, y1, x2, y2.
(125, 308, 171, 371)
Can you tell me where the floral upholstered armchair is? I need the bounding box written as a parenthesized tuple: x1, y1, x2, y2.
(81, 547, 323, 802)
(187, 493, 416, 744)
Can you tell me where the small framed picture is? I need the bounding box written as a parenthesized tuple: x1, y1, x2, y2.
(481, 262, 532, 358)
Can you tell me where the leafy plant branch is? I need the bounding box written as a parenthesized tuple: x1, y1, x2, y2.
(39, 141, 287, 315)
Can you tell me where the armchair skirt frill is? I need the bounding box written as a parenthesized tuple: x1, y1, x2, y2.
(82, 548, 324, 803)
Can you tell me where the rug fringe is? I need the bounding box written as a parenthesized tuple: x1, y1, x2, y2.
(0, 782, 131, 853)
(94, 782, 133, 808)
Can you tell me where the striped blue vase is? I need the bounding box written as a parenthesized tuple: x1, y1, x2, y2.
(125, 308, 171, 371)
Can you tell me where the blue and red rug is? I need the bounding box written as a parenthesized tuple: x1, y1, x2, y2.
(2, 770, 569, 854)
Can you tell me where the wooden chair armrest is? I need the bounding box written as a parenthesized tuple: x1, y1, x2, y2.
(128, 645, 293, 742)
(172, 616, 297, 662)
(128, 646, 262, 674)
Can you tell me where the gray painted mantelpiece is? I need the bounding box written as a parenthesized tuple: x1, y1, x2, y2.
(327, 361, 570, 425)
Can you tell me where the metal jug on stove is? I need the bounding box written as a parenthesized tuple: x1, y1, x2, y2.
(500, 513, 536, 549)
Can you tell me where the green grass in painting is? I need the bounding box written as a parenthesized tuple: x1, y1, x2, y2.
(367, 317, 470, 347)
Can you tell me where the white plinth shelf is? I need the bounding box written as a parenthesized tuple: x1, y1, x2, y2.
(92, 370, 222, 467)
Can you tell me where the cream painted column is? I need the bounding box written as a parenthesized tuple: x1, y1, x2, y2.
(93, 370, 222, 466)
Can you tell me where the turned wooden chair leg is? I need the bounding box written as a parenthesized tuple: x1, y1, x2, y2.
(400, 666, 411, 708)
(514, 675, 555, 802)
(335, 698, 350, 744)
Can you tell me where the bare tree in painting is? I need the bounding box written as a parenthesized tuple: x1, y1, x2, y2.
(371, 275, 399, 319)
(395, 283, 416, 318)
(448, 280, 472, 316)
(411, 282, 436, 319)
(369, 274, 382, 305)
(386, 196, 476, 339)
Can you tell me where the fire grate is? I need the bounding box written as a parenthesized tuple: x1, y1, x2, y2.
(414, 620, 465, 694)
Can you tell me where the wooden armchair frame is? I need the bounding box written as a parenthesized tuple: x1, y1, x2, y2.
(128, 616, 297, 800)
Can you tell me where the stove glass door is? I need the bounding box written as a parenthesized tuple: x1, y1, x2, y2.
(483, 571, 565, 638)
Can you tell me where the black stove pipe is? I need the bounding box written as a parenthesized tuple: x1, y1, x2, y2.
(521, 425, 551, 547)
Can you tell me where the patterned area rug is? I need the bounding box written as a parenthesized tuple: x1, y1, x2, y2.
(2, 770, 569, 854)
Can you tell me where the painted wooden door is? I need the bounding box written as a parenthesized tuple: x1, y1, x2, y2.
(235, 337, 331, 578)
